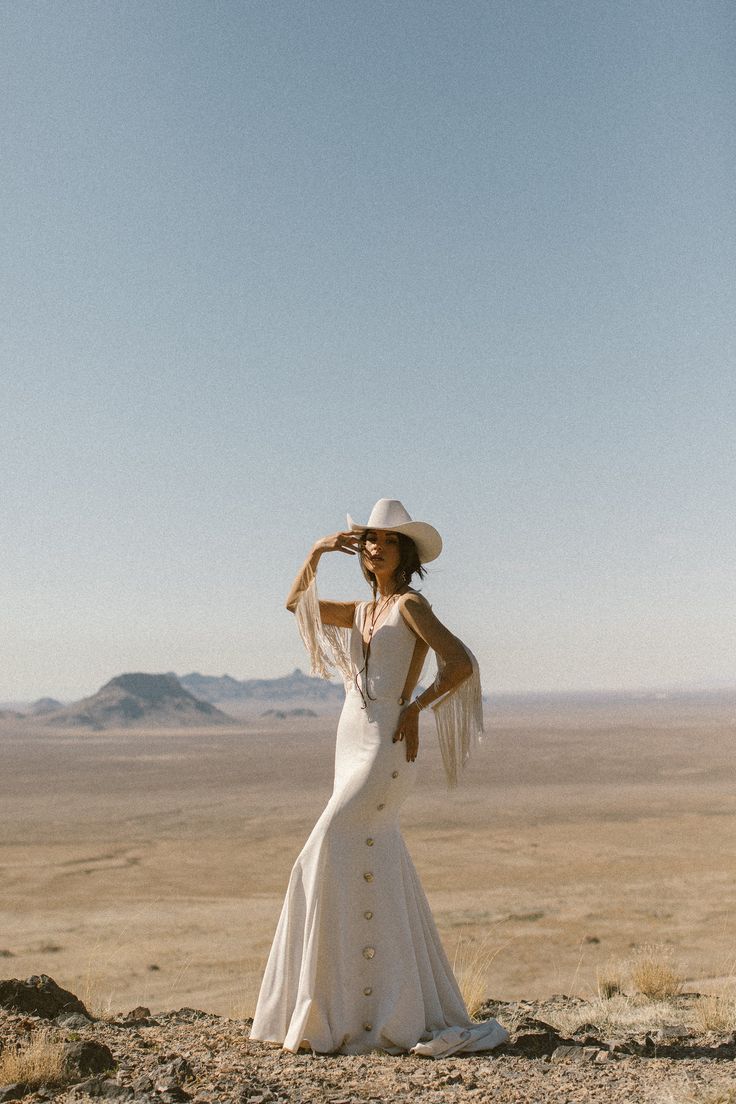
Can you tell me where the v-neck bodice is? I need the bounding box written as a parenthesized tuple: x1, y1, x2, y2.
(349, 594, 420, 704)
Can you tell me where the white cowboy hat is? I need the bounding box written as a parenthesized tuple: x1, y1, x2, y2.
(346, 498, 443, 564)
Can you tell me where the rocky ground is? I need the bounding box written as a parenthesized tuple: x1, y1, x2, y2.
(1, 976, 735, 1104)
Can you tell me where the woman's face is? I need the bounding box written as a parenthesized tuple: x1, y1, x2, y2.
(362, 529, 401, 579)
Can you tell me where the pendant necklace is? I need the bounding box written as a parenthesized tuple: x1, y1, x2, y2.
(355, 588, 405, 708)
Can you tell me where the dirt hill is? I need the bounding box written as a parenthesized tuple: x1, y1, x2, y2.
(41, 673, 236, 730)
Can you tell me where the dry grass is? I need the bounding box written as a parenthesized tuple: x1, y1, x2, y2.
(81, 968, 118, 1022)
(0, 1027, 67, 1089)
(630, 944, 683, 1000)
(453, 934, 508, 1020)
(596, 957, 627, 1000)
(692, 993, 736, 1034)
(548, 985, 736, 1041)
(549, 992, 691, 1038)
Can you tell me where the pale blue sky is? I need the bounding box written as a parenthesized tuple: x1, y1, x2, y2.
(3, 0, 734, 701)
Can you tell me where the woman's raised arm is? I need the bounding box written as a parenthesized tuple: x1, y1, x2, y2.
(285, 531, 360, 627)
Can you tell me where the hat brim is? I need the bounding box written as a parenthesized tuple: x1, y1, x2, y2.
(346, 514, 442, 564)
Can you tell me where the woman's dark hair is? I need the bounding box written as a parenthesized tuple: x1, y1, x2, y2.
(358, 530, 426, 597)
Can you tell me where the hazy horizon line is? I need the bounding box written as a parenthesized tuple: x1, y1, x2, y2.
(3, 671, 735, 709)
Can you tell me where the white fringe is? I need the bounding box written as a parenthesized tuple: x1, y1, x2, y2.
(431, 648, 484, 789)
(294, 568, 353, 685)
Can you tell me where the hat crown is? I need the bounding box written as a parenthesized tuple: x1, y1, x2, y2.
(365, 498, 413, 529)
(346, 498, 443, 563)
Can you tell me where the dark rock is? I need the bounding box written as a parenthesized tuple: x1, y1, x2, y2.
(71, 1076, 132, 1099)
(158, 1057, 195, 1082)
(0, 1086, 27, 1103)
(0, 975, 90, 1019)
(115, 1006, 157, 1027)
(237, 1083, 279, 1104)
(551, 1045, 600, 1063)
(573, 1022, 601, 1037)
(656, 1024, 690, 1040)
(508, 1016, 568, 1057)
(131, 1074, 154, 1094)
(63, 1039, 116, 1078)
(576, 1033, 606, 1048)
(156, 1008, 210, 1024)
(57, 1012, 94, 1029)
(603, 1038, 630, 1054)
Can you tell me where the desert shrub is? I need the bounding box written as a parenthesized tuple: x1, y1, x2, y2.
(693, 993, 736, 1034)
(0, 1028, 67, 1088)
(630, 943, 682, 1000)
(596, 958, 626, 999)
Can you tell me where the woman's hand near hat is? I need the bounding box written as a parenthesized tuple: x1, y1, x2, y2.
(285, 532, 360, 626)
(311, 531, 361, 557)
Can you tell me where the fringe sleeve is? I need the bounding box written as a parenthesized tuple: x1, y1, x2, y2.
(430, 647, 484, 789)
(293, 565, 353, 684)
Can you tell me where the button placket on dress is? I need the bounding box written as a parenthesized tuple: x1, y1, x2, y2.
(354, 663, 407, 1042)
(359, 794, 388, 1038)
(360, 829, 376, 1034)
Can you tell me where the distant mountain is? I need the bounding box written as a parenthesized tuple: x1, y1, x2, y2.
(42, 673, 236, 730)
(179, 668, 344, 706)
(261, 707, 318, 719)
(0, 709, 25, 722)
(30, 697, 63, 715)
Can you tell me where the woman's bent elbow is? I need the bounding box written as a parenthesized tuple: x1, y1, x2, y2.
(457, 656, 474, 683)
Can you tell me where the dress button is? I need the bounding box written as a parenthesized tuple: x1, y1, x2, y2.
(364, 910, 373, 920)
(366, 837, 374, 846)
(362, 946, 375, 959)
(363, 986, 372, 996)
(391, 770, 399, 779)
(377, 803, 385, 810)
(363, 1021, 373, 1031)
(363, 872, 374, 882)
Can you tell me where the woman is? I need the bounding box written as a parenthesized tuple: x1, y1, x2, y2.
(249, 499, 508, 1057)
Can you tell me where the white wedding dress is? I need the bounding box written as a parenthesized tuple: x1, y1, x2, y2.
(249, 586, 508, 1056)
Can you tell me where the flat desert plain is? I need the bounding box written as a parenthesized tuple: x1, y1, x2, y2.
(1, 691, 735, 1019)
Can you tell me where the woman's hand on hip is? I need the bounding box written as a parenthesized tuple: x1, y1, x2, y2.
(393, 703, 420, 762)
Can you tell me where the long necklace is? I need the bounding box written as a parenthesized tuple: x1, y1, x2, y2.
(362, 594, 394, 657)
(354, 589, 404, 708)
